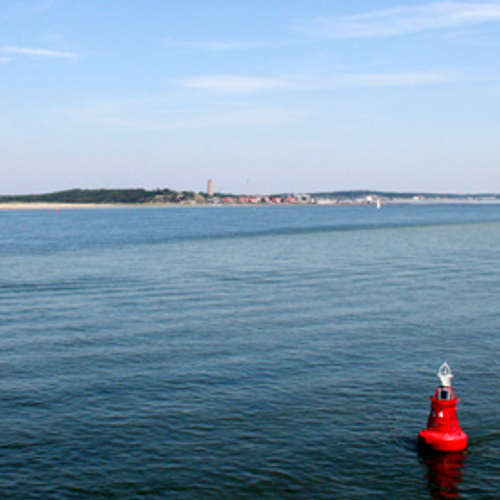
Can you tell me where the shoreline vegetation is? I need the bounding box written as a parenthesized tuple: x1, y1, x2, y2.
(1, 188, 500, 210)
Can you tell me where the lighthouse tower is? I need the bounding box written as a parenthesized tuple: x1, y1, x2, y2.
(419, 362, 468, 452)
(207, 179, 214, 197)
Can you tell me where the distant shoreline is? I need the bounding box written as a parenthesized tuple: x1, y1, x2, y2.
(0, 202, 123, 211)
(3, 188, 500, 209)
(0, 202, 218, 211)
(2, 199, 500, 211)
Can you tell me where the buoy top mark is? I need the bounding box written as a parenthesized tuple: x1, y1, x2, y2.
(438, 361, 453, 387)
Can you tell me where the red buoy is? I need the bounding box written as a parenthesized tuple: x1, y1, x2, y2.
(419, 362, 468, 452)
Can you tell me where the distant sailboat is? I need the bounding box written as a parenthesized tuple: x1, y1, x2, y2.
(376, 198, 382, 210)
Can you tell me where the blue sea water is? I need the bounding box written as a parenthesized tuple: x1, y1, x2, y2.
(1, 204, 500, 499)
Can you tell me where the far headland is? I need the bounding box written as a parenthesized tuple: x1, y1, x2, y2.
(1, 185, 500, 210)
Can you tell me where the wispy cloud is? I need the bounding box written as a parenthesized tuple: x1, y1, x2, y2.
(31, 0, 59, 14)
(0, 1, 59, 24)
(180, 75, 285, 93)
(322, 71, 462, 87)
(179, 70, 463, 93)
(198, 41, 261, 51)
(65, 95, 301, 130)
(164, 39, 286, 52)
(306, 3, 500, 39)
(65, 69, 465, 132)
(0, 46, 76, 58)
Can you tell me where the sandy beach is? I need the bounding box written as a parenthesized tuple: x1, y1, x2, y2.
(0, 203, 122, 211)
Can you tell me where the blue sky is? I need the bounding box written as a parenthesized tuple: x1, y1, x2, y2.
(2, 1, 500, 194)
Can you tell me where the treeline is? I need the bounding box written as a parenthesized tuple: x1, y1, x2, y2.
(0, 188, 208, 204)
(310, 190, 500, 200)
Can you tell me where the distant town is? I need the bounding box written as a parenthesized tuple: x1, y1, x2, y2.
(1, 181, 500, 207)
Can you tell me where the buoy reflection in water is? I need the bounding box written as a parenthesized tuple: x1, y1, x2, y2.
(420, 450, 466, 499)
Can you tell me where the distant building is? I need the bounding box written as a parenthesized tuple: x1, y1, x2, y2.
(294, 193, 311, 203)
(207, 179, 214, 197)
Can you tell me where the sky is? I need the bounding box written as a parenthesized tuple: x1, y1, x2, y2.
(1, 0, 500, 195)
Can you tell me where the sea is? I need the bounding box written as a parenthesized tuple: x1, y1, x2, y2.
(1, 203, 500, 499)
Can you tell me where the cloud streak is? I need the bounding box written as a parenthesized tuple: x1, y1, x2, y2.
(164, 39, 287, 52)
(65, 96, 301, 131)
(64, 68, 466, 132)
(322, 71, 462, 87)
(0, 1, 57, 24)
(0, 46, 76, 58)
(306, 2, 500, 39)
(179, 70, 463, 93)
(181, 75, 285, 93)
